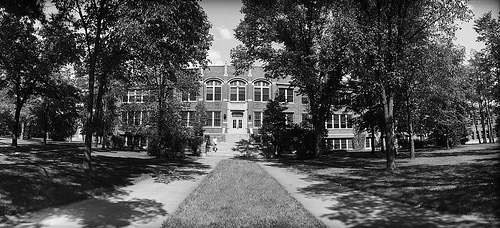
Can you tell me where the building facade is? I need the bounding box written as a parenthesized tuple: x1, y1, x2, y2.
(116, 65, 372, 151)
(181, 65, 367, 151)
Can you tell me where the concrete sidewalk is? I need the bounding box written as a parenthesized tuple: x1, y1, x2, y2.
(2, 155, 227, 228)
(258, 161, 498, 228)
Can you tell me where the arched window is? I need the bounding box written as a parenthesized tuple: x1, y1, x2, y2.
(230, 80, 246, 101)
(206, 80, 222, 101)
(254, 81, 270, 102)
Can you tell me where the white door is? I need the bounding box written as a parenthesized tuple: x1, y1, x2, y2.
(228, 111, 246, 133)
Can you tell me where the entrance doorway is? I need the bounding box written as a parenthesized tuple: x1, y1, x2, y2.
(228, 111, 246, 133)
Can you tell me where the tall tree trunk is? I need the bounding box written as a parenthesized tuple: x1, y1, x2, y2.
(380, 127, 385, 153)
(371, 124, 375, 154)
(479, 99, 487, 143)
(445, 132, 450, 150)
(12, 98, 23, 147)
(407, 96, 415, 159)
(94, 73, 106, 147)
(485, 100, 494, 143)
(83, 0, 106, 169)
(157, 67, 165, 157)
(313, 112, 325, 158)
(381, 87, 396, 171)
(472, 108, 481, 143)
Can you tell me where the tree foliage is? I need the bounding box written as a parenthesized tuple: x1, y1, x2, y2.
(233, 0, 357, 157)
(0, 9, 78, 146)
(352, 0, 470, 171)
(473, 11, 500, 140)
(260, 95, 288, 157)
(52, 0, 212, 165)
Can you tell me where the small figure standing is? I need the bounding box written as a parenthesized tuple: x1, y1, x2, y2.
(212, 138, 218, 153)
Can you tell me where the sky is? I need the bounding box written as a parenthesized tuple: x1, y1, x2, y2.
(200, 0, 500, 65)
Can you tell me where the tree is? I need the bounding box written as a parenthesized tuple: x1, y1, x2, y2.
(232, 0, 357, 157)
(187, 102, 207, 156)
(260, 95, 288, 157)
(0, 0, 44, 19)
(54, 0, 211, 167)
(352, 0, 470, 171)
(473, 12, 499, 141)
(418, 42, 469, 148)
(115, 1, 212, 157)
(468, 51, 496, 143)
(53, 0, 120, 169)
(0, 10, 77, 147)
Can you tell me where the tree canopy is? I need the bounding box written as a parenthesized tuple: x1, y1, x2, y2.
(232, 0, 358, 157)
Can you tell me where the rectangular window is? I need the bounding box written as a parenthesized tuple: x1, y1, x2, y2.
(128, 90, 136, 103)
(333, 114, 340, 128)
(331, 114, 353, 129)
(239, 87, 245, 101)
(122, 94, 128, 103)
(341, 115, 347, 128)
(206, 87, 214, 101)
(254, 89, 261, 102)
(206, 111, 221, 127)
(366, 138, 372, 148)
(182, 92, 197, 102)
(214, 112, 221, 126)
(254, 111, 262, 127)
(215, 87, 221, 101)
(341, 139, 347, 149)
(136, 90, 142, 103)
(286, 89, 293, 103)
(262, 88, 269, 101)
(348, 139, 353, 149)
(334, 139, 340, 150)
(230, 87, 237, 101)
(278, 88, 294, 103)
(324, 139, 333, 151)
(326, 115, 332, 128)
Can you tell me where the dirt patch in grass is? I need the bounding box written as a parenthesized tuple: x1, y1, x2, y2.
(269, 144, 500, 219)
(162, 159, 325, 228)
(0, 142, 210, 220)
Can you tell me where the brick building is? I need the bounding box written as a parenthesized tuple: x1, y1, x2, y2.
(117, 64, 371, 151)
(182, 64, 367, 151)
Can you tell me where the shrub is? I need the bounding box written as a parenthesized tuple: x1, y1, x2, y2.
(288, 124, 315, 159)
(111, 135, 125, 149)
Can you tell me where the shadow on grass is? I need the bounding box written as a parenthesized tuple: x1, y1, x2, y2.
(261, 144, 500, 224)
(0, 143, 211, 225)
(230, 139, 262, 156)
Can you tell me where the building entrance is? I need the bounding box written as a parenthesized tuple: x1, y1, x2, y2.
(228, 111, 246, 134)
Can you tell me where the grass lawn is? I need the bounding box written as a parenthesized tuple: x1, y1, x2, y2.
(270, 143, 500, 219)
(162, 159, 325, 228)
(0, 140, 210, 221)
